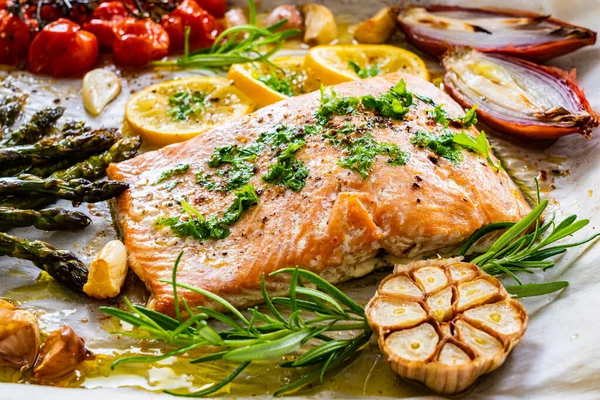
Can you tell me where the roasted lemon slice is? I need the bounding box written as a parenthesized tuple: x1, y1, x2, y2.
(366, 258, 527, 395)
(228, 56, 321, 108)
(304, 44, 429, 85)
(125, 76, 256, 146)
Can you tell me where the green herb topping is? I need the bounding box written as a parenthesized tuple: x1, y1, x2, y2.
(255, 71, 294, 97)
(428, 104, 479, 129)
(156, 184, 259, 241)
(153, 163, 190, 185)
(361, 79, 414, 120)
(315, 86, 360, 125)
(348, 61, 381, 79)
(457, 105, 478, 128)
(167, 91, 207, 121)
(428, 105, 450, 127)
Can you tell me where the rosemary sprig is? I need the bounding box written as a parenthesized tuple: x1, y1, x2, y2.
(461, 184, 600, 297)
(100, 254, 371, 397)
(153, 0, 301, 70)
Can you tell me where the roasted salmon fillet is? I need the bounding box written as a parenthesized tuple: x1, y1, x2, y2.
(108, 73, 531, 315)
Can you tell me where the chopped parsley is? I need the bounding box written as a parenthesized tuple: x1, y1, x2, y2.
(255, 71, 294, 97)
(167, 91, 207, 121)
(380, 143, 412, 166)
(226, 159, 256, 190)
(156, 184, 259, 241)
(315, 86, 360, 125)
(428, 105, 450, 127)
(153, 163, 190, 185)
(414, 93, 435, 105)
(348, 61, 381, 79)
(411, 130, 463, 165)
(338, 134, 410, 178)
(429, 104, 479, 129)
(262, 140, 309, 192)
(452, 130, 502, 170)
(361, 79, 413, 120)
(196, 169, 218, 191)
(457, 105, 478, 128)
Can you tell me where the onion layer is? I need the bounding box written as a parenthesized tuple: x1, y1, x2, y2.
(397, 6, 596, 62)
(442, 47, 598, 140)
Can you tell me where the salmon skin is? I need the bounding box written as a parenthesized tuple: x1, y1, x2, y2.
(108, 73, 531, 315)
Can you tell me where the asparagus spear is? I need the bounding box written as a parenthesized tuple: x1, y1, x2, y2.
(0, 175, 129, 203)
(0, 95, 26, 127)
(0, 207, 91, 231)
(4, 107, 65, 145)
(0, 136, 141, 209)
(0, 232, 87, 293)
(0, 128, 120, 168)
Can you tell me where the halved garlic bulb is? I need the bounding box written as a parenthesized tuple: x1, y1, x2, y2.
(366, 258, 527, 395)
(82, 69, 121, 116)
(0, 299, 41, 369)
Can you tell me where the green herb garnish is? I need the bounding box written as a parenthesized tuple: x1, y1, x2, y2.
(428, 105, 450, 127)
(153, 0, 301, 70)
(458, 105, 478, 128)
(262, 140, 309, 192)
(256, 71, 294, 97)
(428, 105, 478, 129)
(315, 86, 360, 125)
(156, 184, 258, 241)
(463, 183, 600, 296)
(167, 91, 207, 121)
(411, 130, 463, 164)
(361, 79, 414, 120)
(101, 259, 371, 397)
(348, 61, 381, 79)
(153, 163, 190, 185)
(337, 135, 382, 178)
(452, 130, 502, 170)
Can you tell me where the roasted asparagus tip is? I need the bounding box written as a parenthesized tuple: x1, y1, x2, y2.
(0, 207, 91, 231)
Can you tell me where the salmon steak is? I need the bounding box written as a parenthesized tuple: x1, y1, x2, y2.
(108, 73, 531, 315)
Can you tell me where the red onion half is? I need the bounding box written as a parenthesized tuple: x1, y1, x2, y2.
(397, 6, 596, 62)
(442, 48, 599, 140)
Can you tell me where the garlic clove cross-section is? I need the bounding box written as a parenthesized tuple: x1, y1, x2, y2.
(82, 69, 121, 116)
(366, 258, 528, 395)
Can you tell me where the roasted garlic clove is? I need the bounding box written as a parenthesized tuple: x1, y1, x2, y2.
(0, 299, 41, 369)
(353, 6, 399, 44)
(366, 258, 528, 395)
(33, 325, 90, 380)
(301, 4, 337, 46)
(266, 5, 304, 31)
(82, 69, 121, 116)
(83, 240, 128, 299)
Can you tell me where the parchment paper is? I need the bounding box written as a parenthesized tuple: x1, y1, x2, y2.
(1, 0, 600, 399)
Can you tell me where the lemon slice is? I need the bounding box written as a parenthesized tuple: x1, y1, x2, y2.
(125, 76, 256, 146)
(228, 56, 321, 108)
(305, 45, 429, 85)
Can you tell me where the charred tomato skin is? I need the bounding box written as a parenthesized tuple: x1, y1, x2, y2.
(112, 17, 169, 67)
(195, 0, 227, 18)
(0, 9, 33, 65)
(28, 18, 99, 77)
(398, 5, 597, 62)
(160, 0, 223, 51)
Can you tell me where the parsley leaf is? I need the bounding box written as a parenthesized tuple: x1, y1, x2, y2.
(338, 135, 381, 178)
(262, 139, 309, 192)
(411, 130, 463, 164)
(457, 105, 478, 128)
(153, 163, 190, 185)
(452, 130, 503, 170)
(315, 86, 360, 125)
(380, 143, 411, 166)
(361, 79, 414, 120)
(167, 91, 207, 121)
(156, 184, 259, 241)
(256, 71, 294, 97)
(196, 169, 218, 191)
(348, 61, 381, 79)
(428, 105, 450, 127)
(226, 159, 256, 190)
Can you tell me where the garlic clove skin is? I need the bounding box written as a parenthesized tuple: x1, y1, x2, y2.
(33, 324, 90, 380)
(82, 69, 121, 117)
(353, 6, 399, 44)
(0, 299, 41, 369)
(83, 239, 128, 299)
(301, 4, 337, 46)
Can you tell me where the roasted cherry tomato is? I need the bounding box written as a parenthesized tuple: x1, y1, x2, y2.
(0, 9, 33, 65)
(160, 0, 222, 51)
(112, 18, 169, 67)
(24, 4, 65, 24)
(195, 0, 226, 18)
(28, 19, 98, 77)
(82, 1, 129, 49)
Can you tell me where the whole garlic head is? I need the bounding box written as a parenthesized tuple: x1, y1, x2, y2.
(0, 299, 41, 369)
(366, 258, 528, 394)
